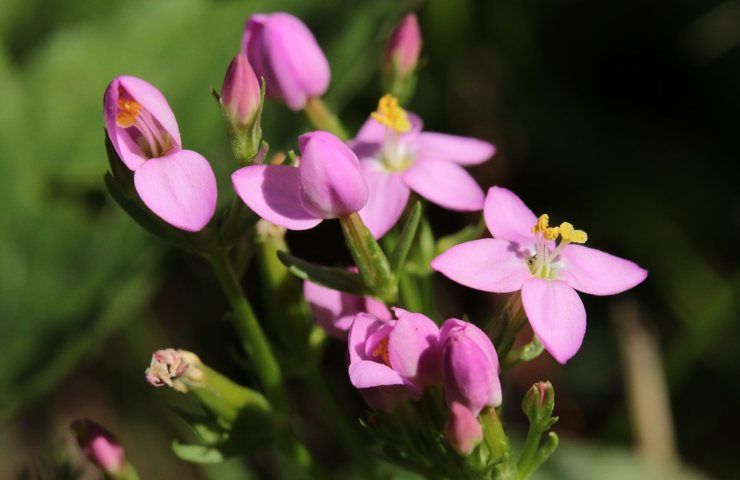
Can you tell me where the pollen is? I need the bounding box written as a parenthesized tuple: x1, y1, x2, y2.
(372, 338, 391, 366)
(532, 214, 560, 240)
(371, 94, 411, 133)
(116, 97, 142, 128)
(559, 222, 587, 244)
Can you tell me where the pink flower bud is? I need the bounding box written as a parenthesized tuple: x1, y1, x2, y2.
(385, 14, 422, 78)
(444, 402, 483, 455)
(297, 131, 369, 218)
(145, 348, 204, 392)
(440, 319, 502, 415)
(221, 54, 261, 126)
(242, 12, 330, 111)
(71, 419, 125, 474)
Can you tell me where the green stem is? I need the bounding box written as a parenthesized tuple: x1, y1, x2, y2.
(278, 435, 326, 480)
(339, 212, 397, 304)
(516, 424, 543, 480)
(208, 250, 288, 412)
(480, 407, 514, 480)
(304, 369, 374, 478)
(304, 97, 349, 140)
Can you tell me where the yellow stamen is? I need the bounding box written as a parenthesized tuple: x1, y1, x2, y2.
(371, 94, 411, 133)
(117, 98, 142, 128)
(532, 214, 560, 240)
(372, 338, 391, 366)
(559, 222, 587, 244)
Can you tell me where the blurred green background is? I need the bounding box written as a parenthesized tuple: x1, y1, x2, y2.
(0, 0, 738, 478)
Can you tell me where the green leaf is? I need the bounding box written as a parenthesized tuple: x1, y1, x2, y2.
(171, 441, 225, 464)
(436, 217, 487, 255)
(277, 251, 369, 296)
(390, 201, 422, 274)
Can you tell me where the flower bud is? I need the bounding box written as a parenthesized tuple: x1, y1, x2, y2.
(444, 402, 483, 456)
(522, 381, 555, 429)
(297, 131, 369, 218)
(221, 54, 261, 127)
(385, 14, 422, 80)
(440, 319, 502, 415)
(242, 12, 330, 111)
(70, 419, 125, 475)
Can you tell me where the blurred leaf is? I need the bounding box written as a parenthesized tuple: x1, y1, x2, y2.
(171, 441, 225, 464)
(278, 251, 370, 296)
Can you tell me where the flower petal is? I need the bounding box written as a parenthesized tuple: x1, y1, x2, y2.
(431, 239, 530, 293)
(559, 244, 647, 296)
(357, 163, 411, 239)
(133, 150, 216, 232)
(349, 360, 406, 389)
(521, 278, 586, 364)
(303, 281, 364, 339)
(402, 159, 484, 211)
(483, 187, 537, 247)
(388, 311, 440, 387)
(231, 164, 322, 230)
(416, 132, 495, 166)
(352, 113, 423, 146)
(348, 313, 385, 363)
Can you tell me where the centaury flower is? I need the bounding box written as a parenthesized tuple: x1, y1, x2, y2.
(232, 131, 368, 229)
(431, 187, 647, 363)
(242, 12, 330, 111)
(349, 94, 495, 238)
(104, 76, 217, 232)
(348, 308, 440, 412)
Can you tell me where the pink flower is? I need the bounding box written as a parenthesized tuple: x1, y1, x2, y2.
(232, 131, 368, 229)
(349, 95, 495, 238)
(432, 187, 648, 363)
(221, 54, 261, 126)
(71, 419, 125, 474)
(440, 318, 501, 415)
(348, 308, 440, 411)
(304, 276, 391, 339)
(104, 76, 217, 232)
(242, 12, 330, 111)
(444, 402, 483, 456)
(385, 14, 422, 79)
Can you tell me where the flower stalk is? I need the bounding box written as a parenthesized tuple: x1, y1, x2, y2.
(304, 97, 349, 140)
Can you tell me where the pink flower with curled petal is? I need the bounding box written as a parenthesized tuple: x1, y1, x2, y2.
(432, 187, 648, 364)
(104, 76, 217, 232)
(349, 94, 495, 238)
(242, 12, 330, 111)
(304, 272, 391, 339)
(348, 308, 440, 412)
(440, 318, 502, 415)
(232, 131, 368, 229)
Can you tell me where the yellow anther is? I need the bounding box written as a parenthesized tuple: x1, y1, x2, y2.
(532, 214, 551, 234)
(559, 222, 587, 244)
(372, 338, 391, 366)
(117, 97, 142, 128)
(371, 94, 411, 133)
(544, 227, 560, 240)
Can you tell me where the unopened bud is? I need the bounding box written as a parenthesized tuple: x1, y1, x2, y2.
(71, 419, 125, 475)
(145, 348, 204, 393)
(382, 14, 422, 102)
(444, 402, 483, 456)
(219, 54, 264, 164)
(522, 381, 555, 428)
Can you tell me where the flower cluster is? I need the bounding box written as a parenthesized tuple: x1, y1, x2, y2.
(97, 8, 648, 480)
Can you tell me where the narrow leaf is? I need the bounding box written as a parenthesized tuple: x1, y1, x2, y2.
(390, 201, 422, 273)
(171, 441, 225, 464)
(277, 251, 369, 295)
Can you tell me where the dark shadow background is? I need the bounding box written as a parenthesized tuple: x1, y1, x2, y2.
(0, 0, 737, 478)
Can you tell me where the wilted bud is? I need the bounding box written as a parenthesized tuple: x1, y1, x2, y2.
(522, 381, 556, 429)
(297, 131, 368, 218)
(145, 348, 204, 393)
(71, 419, 126, 475)
(444, 402, 483, 456)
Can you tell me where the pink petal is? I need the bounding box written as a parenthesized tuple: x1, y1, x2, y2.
(231, 164, 322, 230)
(431, 238, 531, 293)
(357, 162, 411, 239)
(402, 159, 484, 211)
(352, 113, 424, 146)
(559, 244, 648, 296)
(416, 132, 495, 166)
(348, 313, 385, 363)
(445, 402, 483, 456)
(303, 281, 364, 339)
(133, 150, 217, 232)
(262, 13, 330, 110)
(483, 187, 537, 247)
(521, 278, 586, 364)
(349, 360, 406, 389)
(388, 311, 440, 387)
(442, 329, 499, 415)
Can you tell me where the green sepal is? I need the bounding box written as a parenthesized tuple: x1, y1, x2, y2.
(171, 407, 226, 445)
(277, 251, 370, 296)
(171, 441, 224, 464)
(389, 201, 422, 274)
